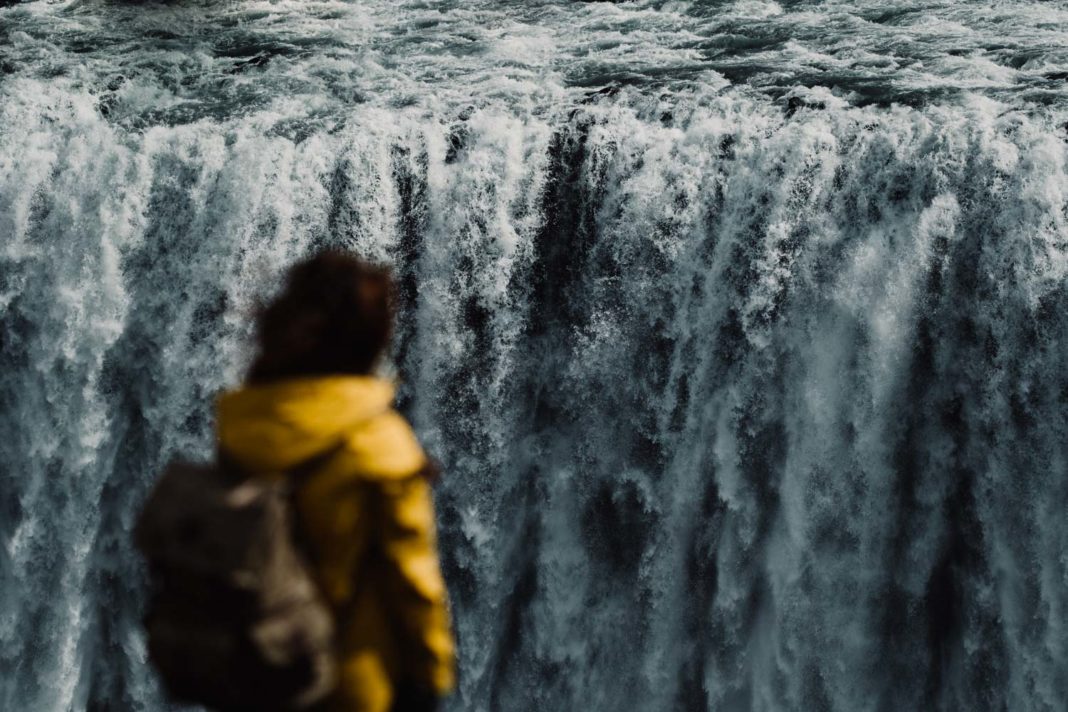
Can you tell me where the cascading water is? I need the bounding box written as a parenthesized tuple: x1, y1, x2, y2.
(2, 1, 1067, 710)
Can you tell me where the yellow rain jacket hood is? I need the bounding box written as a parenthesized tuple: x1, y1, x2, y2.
(216, 376, 456, 712)
(217, 376, 424, 478)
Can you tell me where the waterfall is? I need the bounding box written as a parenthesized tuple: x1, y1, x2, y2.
(3, 1, 1068, 710)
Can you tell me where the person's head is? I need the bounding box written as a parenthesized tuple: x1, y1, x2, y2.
(248, 249, 394, 384)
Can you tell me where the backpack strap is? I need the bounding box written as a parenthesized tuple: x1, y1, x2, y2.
(284, 441, 348, 493)
(283, 441, 349, 567)
(215, 441, 347, 490)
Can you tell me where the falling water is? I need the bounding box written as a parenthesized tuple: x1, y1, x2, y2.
(2, 1, 1067, 710)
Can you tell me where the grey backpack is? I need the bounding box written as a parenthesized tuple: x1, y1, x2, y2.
(134, 458, 337, 711)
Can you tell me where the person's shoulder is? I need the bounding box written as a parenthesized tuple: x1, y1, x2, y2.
(338, 409, 427, 481)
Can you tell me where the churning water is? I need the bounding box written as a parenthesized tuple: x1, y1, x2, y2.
(2, 1, 1068, 710)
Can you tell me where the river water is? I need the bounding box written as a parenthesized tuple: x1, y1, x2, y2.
(2, 1, 1068, 710)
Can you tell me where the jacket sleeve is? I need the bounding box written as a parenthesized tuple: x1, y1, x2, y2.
(376, 474, 456, 696)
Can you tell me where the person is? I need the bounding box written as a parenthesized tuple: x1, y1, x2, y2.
(213, 250, 456, 712)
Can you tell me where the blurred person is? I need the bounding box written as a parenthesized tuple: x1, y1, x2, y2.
(213, 250, 456, 712)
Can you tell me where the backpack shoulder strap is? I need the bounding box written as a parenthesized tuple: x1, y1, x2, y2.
(285, 440, 348, 492)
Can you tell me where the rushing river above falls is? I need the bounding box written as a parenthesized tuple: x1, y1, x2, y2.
(2, 1, 1068, 711)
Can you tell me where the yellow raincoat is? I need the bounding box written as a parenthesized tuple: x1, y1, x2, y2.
(216, 376, 456, 712)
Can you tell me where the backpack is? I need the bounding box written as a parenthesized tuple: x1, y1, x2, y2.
(134, 456, 338, 711)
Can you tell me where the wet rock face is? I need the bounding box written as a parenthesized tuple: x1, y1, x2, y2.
(2, 1, 1068, 711)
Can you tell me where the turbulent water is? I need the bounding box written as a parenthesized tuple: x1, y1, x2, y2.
(2, 1, 1068, 710)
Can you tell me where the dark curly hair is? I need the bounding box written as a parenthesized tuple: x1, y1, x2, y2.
(248, 250, 395, 384)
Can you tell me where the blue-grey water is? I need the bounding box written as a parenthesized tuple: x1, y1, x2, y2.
(2, 1, 1068, 710)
